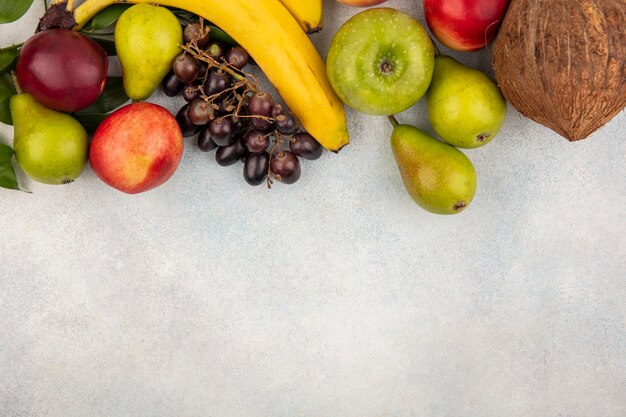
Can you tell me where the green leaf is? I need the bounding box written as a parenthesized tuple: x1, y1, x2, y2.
(0, 0, 35, 24)
(77, 76, 128, 114)
(207, 25, 237, 46)
(170, 8, 196, 27)
(0, 72, 17, 125)
(74, 76, 129, 132)
(73, 112, 108, 133)
(90, 4, 131, 30)
(0, 48, 18, 74)
(168, 9, 236, 45)
(82, 32, 116, 55)
(0, 143, 20, 191)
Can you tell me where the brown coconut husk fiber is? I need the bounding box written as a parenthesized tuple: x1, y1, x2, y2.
(492, 0, 625, 141)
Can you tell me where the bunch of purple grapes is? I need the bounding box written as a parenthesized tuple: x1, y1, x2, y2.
(162, 21, 323, 186)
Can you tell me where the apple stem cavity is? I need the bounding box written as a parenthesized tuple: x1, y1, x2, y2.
(380, 60, 392, 74)
(388, 115, 399, 128)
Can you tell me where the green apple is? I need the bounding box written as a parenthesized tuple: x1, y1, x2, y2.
(326, 7, 435, 116)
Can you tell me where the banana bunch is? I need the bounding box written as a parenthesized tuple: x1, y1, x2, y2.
(72, 0, 347, 152)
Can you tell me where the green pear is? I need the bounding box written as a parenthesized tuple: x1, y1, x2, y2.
(390, 121, 477, 215)
(426, 56, 507, 148)
(11, 94, 88, 184)
(115, 4, 182, 101)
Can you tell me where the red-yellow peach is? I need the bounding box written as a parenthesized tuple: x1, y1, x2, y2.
(90, 102, 184, 194)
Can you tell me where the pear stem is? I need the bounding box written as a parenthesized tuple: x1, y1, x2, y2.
(388, 115, 399, 128)
(10, 71, 23, 94)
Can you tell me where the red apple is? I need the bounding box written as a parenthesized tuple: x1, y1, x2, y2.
(424, 0, 510, 52)
(90, 103, 184, 194)
(337, 0, 387, 7)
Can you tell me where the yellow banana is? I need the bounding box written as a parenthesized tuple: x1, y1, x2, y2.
(278, 0, 323, 33)
(73, 0, 349, 151)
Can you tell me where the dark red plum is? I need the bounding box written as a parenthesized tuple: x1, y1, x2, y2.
(17, 29, 108, 113)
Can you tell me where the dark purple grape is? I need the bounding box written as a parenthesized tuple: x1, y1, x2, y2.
(176, 104, 201, 138)
(162, 71, 184, 97)
(182, 84, 201, 102)
(206, 42, 225, 61)
(216, 139, 246, 166)
(225, 46, 249, 70)
(205, 70, 230, 96)
(252, 117, 273, 132)
(172, 53, 201, 83)
(244, 152, 269, 186)
(209, 117, 235, 146)
(275, 111, 300, 135)
(187, 98, 213, 126)
(248, 91, 274, 116)
(184, 22, 210, 48)
(197, 128, 218, 152)
(289, 132, 323, 160)
(244, 129, 270, 154)
(270, 151, 300, 184)
(270, 104, 284, 118)
(248, 92, 274, 131)
(231, 111, 249, 134)
(198, 60, 209, 79)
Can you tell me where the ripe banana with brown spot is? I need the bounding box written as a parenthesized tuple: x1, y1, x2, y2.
(72, 0, 349, 151)
(279, 0, 323, 33)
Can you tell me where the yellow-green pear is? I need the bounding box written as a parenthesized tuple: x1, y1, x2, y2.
(11, 94, 88, 184)
(390, 120, 477, 215)
(115, 4, 182, 100)
(426, 56, 507, 148)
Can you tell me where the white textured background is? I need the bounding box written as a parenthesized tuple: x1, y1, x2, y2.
(1, 1, 625, 416)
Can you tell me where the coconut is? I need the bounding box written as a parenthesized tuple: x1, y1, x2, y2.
(492, 0, 625, 141)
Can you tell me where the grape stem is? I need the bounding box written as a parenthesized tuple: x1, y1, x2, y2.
(180, 43, 247, 83)
(266, 131, 287, 189)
